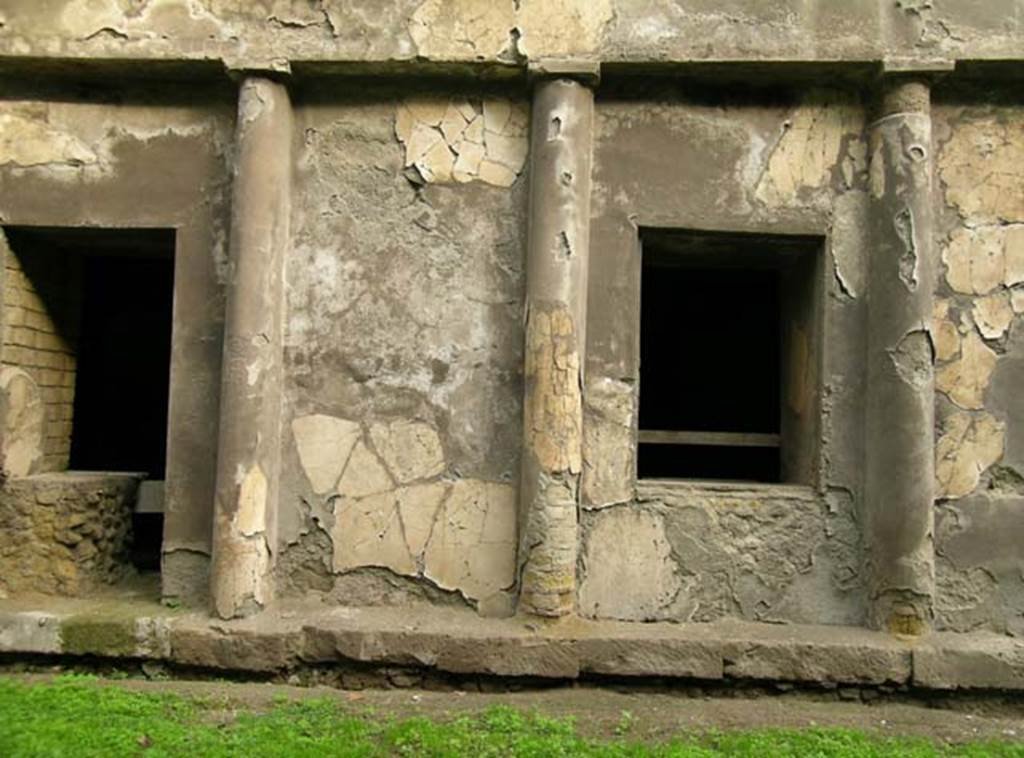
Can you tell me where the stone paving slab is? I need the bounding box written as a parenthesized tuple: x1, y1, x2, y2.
(1, 597, 1022, 690)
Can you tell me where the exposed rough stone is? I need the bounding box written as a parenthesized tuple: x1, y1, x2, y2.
(972, 291, 1014, 340)
(369, 419, 445, 484)
(581, 377, 634, 507)
(395, 97, 528, 187)
(423, 480, 515, 602)
(935, 411, 1005, 499)
(0, 367, 44, 477)
(291, 414, 361, 494)
(336, 441, 393, 499)
(1013, 288, 1024, 314)
(935, 330, 998, 410)
(578, 508, 681, 621)
(933, 299, 961, 362)
(0, 473, 141, 596)
(939, 116, 1024, 223)
(755, 90, 860, 208)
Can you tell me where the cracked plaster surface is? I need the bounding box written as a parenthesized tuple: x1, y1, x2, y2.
(755, 90, 863, 208)
(292, 413, 513, 603)
(936, 411, 1005, 500)
(395, 97, 528, 187)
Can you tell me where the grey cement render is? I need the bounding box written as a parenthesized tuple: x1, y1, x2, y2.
(0, 0, 1022, 689)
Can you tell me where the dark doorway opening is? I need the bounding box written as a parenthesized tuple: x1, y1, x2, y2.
(4, 227, 175, 572)
(637, 228, 822, 484)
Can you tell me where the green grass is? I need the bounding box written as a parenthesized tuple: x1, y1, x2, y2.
(0, 675, 1021, 757)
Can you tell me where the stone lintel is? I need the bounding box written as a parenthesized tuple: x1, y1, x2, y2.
(222, 58, 293, 81)
(880, 58, 957, 76)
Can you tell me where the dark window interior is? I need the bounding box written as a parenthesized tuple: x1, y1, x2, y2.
(638, 228, 820, 484)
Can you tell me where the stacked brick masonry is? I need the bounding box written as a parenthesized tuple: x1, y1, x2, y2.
(1, 245, 80, 472)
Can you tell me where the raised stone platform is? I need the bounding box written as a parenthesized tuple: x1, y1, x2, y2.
(1, 590, 1022, 691)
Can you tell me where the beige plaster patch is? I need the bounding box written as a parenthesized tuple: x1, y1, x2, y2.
(582, 377, 635, 507)
(235, 464, 267, 537)
(331, 491, 415, 575)
(0, 112, 98, 168)
(396, 97, 528, 187)
(935, 330, 998, 410)
(336, 440, 392, 499)
(755, 91, 860, 208)
(369, 419, 445, 484)
(423, 479, 516, 601)
(515, 0, 614, 58)
(939, 116, 1024, 223)
(579, 508, 682, 621)
(972, 291, 1014, 340)
(942, 226, 1014, 295)
(291, 414, 361, 493)
(936, 411, 1005, 499)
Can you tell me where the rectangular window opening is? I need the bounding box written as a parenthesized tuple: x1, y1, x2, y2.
(638, 228, 822, 485)
(3, 227, 175, 573)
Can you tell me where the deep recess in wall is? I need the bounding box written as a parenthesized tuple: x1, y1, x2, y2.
(637, 228, 822, 484)
(4, 227, 175, 572)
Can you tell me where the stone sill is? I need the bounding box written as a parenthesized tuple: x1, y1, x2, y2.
(636, 479, 818, 502)
(1, 595, 1021, 691)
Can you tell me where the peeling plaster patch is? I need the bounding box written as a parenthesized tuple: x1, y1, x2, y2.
(830, 191, 868, 298)
(893, 207, 919, 289)
(409, 0, 514, 60)
(942, 226, 1021, 295)
(332, 491, 415, 575)
(582, 377, 634, 507)
(939, 117, 1024, 223)
(369, 419, 445, 484)
(0, 368, 45, 477)
(889, 330, 932, 390)
(408, 0, 612, 60)
(423, 480, 515, 601)
(59, 0, 126, 39)
(236, 465, 268, 538)
(579, 508, 681, 621)
(396, 482, 448, 558)
(972, 291, 1014, 340)
(395, 97, 527, 187)
(515, 0, 613, 57)
(755, 90, 860, 208)
(936, 330, 998, 410)
(933, 300, 961, 362)
(1012, 289, 1024, 314)
(524, 307, 583, 474)
(292, 414, 361, 494)
(0, 113, 98, 168)
(336, 441, 393, 499)
(936, 412, 1005, 499)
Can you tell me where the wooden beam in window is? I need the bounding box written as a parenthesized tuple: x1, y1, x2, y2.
(637, 430, 781, 448)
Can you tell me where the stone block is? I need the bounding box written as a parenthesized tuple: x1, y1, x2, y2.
(914, 633, 1024, 690)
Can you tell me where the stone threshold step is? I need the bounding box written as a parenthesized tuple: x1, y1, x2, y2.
(1, 599, 1022, 691)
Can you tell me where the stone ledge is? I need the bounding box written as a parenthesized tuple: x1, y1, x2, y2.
(1, 599, 1021, 690)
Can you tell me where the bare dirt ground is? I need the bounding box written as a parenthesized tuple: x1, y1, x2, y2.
(6, 673, 1024, 746)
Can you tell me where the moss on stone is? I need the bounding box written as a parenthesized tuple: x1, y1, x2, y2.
(60, 616, 137, 657)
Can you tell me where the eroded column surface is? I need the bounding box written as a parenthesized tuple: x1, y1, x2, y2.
(209, 77, 291, 619)
(518, 75, 595, 617)
(864, 77, 936, 634)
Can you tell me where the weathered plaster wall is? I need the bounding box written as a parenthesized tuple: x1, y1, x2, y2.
(2, 1, 1023, 69)
(931, 96, 1024, 636)
(581, 87, 870, 625)
(277, 89, 527, 614)
(0, 89, 234, 605)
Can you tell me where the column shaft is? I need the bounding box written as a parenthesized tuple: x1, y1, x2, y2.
(209, 77, 291, 619)
(517, 77, 595, 617)
(865, 77, 936, 634)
